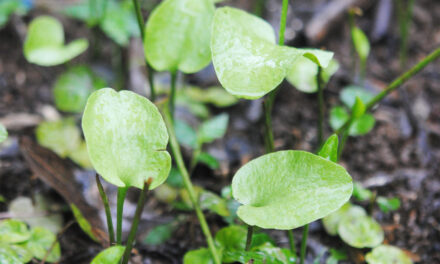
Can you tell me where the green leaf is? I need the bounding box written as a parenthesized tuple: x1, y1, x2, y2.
(338, 215, 384, 248)
(9, 244, 33, 263)
(351, 27, 370, 62)
(144, 0, 215, 73)
(143, 222, 176, 246)
(329, 106, 349, 132)
(211, 7, 304, 99)
(154, 183, 178, 203)
(176, 94, 210, 119)
(24, 227, 61, 262)
(186, 86, 239, 107)
(0, 244, 22, 264)
(318, 134, 339, 162)
(91, 245, 125, 264)
(183, 248, 214, 264)
(215, 225, 247, 251)
(377, 197, 401, 213)
(365, 245, 413, 264)
(322, 203, 366, 236)
(199, 190, 230, 217)
(68, 141, 93, 169)
(349, 114, 375, 136)
(198, 113, 229, 144)
(70, 204, 99, 242)
(232, 150, 353, 229)
(326, 248, 347, 264)
(0, 219, 31, 243)
(36, 118, 81, 158)
(0, 123, 8, 143)
(340, 86, 375, 109)
(287, 56, 338, 93)
(352, 182, 373, 201)
(82, 88, 171, 189)
(166, 167, 185, 188)
(197, 152, 220, 170)
(301, 49, 334, 68)
(24, 16, 88, 66)
(253, 242, 296, 264)
(222, 250, 282, 264)
(175, 119, 198, 149)
(53, 66, 106, 113)
(351, 97, 366, 118)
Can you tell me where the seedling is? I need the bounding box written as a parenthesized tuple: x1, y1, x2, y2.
(24, 16, 89, 66)
(349, 8, 370, 82)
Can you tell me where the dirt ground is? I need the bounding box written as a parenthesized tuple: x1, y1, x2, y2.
(1, 0, 440, 263)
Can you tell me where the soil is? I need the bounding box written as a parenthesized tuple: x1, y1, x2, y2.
(1, 0, 440, 263)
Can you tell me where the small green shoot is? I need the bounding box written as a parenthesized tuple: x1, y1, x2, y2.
(366, 245, 413, 264)
(24, 16, 88, 66)
(377, 197, 401, 213)
(318, 134, 339, 162)
(90, 245, 125, 264)
(352, 182, 373, 201)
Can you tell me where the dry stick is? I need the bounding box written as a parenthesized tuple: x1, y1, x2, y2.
(40, 220, 75, 264)
(132, 0, 156, 101)
(96, 174, 115, 245)
(121, 179, 152, 264)
(161, 103, 221, 264)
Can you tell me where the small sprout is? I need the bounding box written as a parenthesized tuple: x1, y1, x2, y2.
(185, 86, 240, 108)
(340, 85, 375, 109)
(232, 150, 353, 230)
(0, 219, 31, 243)
(24, 16, 88, 66)
(143, 222, 176, 246)
(338, 215, 384, 248)
(322, 203, 366, 236)
(352, 182, 373, 201)
(144, 0, 215, 73)
(318, 134, 339, 162)
(351, 27, 370, 65)
(24, 226, 61, 262)
(366, 245, 413, 264)
(91, 245, 125, 264)
(197, 152, 220, 170)
(70, 204, 99, 242)
(377, 197, 401, 213)
(53, 66, 106, 113)
(211, 7, 331, 99)
(352, 97, 366, 118)
(329, 106, 375, 136)
(0, 123, 8, 143)
(215, 225, 247, 251)
(82, 88, 171, 189)
(198, 113, 229, 144)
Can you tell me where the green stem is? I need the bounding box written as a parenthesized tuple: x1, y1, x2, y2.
(169, 71, 178, 120)
(336, 46, 440, 136)
(316, 66, 324, 148)
(131, 0, 156, 101)
(299, 224, 309, 264)
(116, 187, 128, 245)
(245, 225, 254, 251)
(161, 104, 221, 264)
(121, 179, 152, 264)
(278, 0, 289, 46)
(287, 230, 297, 258)
(95, 174, 115, 245)
(398, 0, 415, 68)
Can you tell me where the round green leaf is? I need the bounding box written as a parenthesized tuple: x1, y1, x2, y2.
(0, 244, 22, 264)
(145, 0, 215, 73)
(53, 66, 106, 113)
(329, 106, 349, 132)
(366, 245, 413, 264)
(349, 113, 375, 136)
(0, 123, 7, 143)
(232, 150, 353, 230)
(82, 88, 171, 189)
(91, 245, 125, 264)
(322, 203, 366, 236)
(215, 225, 247, 251)
(211, 7, 304, 99)
(25, 227, 61, 262)
(340, 86, 375, 109)
(0, 219, 31, 243)
(338, 215, 384, 248)
(183, 248, 214, 264)
(24, 16, 88, 66)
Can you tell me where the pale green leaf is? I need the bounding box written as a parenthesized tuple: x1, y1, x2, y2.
(198, 113, 229, 144)
(143, 222, 175, 246)
(338, 215, 384, 248)
(0, 244, 22, 264)
(318, 134, 339, 163)
(232, 150, 353, 229)
(82, 88, 171, 189)
(215, 225, 247, 251)
(351, 27, 370, 62)
(175, 119, 198, 149)
(91, 246, 125, 264)
(9, 244, 33, 263)
(24, 227, 61, 262)
(352, 97, 366, 118)
(0, 219, 31, 243)
(352, 182, 373, 201)
(211, 7, 304, 99)
(53, 66, 106, 113)
(70, 204, 99, 242)
(145, 0, 215, 73)
(340, 86, 375, 109)
(377, 197, 400, 213)
(199, 190, 230, 217)
(322, 203, 366, 236)
(349, 114, 375, 136)
(365, 245, 413, 264)
(301, 49, 334, 68)
(183, 248, 214, 264)
(222, 250, 282, 264)
(24, 16, 88, 66)
(197, 152, 220, 170)
(186, 86, 239, 107)
(0, 123, 7, 143)
(68, 141, 93, 169)
(329, 106, 349, 132)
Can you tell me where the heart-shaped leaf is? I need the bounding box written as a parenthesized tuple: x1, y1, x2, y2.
(329, 106, 375, 136)
(0, 219, 31, 243)
(82, 88, 171, 189)
(340, 86, 375, 109)
(24, 16, 88, 66)
(53, 66, 106, 113)
(232, 150, 353, 229)
(24, 227, 61, 262)
(338, 215, 384, 248)
(365, 245, 413, 264)
(144, 0, 215, 73)
(211, 7, 308, 99)
(91, 245, 125, 264)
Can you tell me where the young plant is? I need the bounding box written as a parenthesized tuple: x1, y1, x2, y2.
(24, 16, 89, 66)
(348, 9, 370, 82)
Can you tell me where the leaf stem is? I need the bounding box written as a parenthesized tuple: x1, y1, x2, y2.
(299, 224, 309, 264)
(245, 225, 254, 251)
(96, 174, 115, 245)
(336, 46, 440, 136)
(121, 179, 152, 264)
(316, 66, 324, 148)
(131, 0, 156, 101)
(116, 187, 128, 245)
(161, 103, 221, 264)
(278, 0, 289, 46)
(287, 230, 297, 258)
(169, 71, 178, 120)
